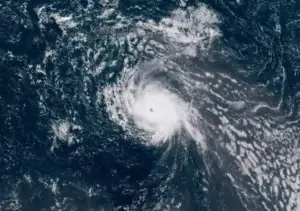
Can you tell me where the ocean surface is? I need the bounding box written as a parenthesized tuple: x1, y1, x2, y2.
(1, 0, 300, 210)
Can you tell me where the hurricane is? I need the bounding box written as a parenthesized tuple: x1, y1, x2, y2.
(104, 61, 205, 147)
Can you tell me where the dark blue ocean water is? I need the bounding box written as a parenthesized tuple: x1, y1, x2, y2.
(1, 0, 300, 210)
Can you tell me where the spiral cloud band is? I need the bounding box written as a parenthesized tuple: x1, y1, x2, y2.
(102, 4, 300, 210)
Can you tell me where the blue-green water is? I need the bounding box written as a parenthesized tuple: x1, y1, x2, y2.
(1, 0, 300, 210)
